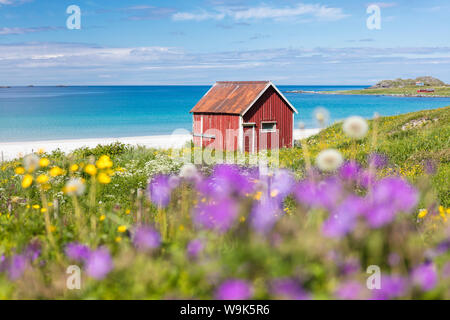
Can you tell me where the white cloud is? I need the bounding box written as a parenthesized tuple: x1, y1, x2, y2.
(367, 2, 397, 9)
(0, 0, 32, 6)
(173, 3, 349, 22)
(0, 26, 62, 35)
(1, 42, 450, 85)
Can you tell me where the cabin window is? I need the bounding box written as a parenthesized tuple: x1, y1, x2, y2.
(261, 122, 277, 133)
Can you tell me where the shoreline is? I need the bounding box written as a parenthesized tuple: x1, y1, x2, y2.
(285, 90, 450, 98)
(0, 129, 320, 161)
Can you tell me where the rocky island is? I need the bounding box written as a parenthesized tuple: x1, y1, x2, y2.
(286, 76, 450, 97)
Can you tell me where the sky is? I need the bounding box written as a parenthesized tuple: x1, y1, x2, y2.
(0, 0, 449, 85)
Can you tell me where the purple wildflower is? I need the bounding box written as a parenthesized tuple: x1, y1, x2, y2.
(215, 279, 253, 300)
(435, 238, 450, 255)
(372, 275, 408, 300)
(412, 262, 437, 291)
(187, 239, 204, 259)
(368, 153, 388, 169)
(271, 278, 310, 300)
(0, 254, 6, 273)
(358, 170, 376, 189)
(148, 175, 176, 207)
(339, 257, 360, 276)
(8, 254, 27, 281)
(365, 177, 418, 228)
(197, 165, 254, 199)
(133, 226, 161, 252)
(270, 170, 295, 201)
(295, 177, 342, 210)
(322, 196, 366, 238)
(194, 198, 238, 233)
(250, 198, 281, 235)
(388, 253, 401, 267)
(424, 159, 437, 175)
(24, 240, 41, 262)
(339, 161, 361, 181)
(65, 243, 91, 261)
(335, 280, 366, 300)
(85, 247, 113, 280)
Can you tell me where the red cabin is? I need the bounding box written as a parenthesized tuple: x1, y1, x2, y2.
(190, 81, 298, 153)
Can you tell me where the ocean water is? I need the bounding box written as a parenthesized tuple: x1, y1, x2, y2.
(1, 85, 450, 142)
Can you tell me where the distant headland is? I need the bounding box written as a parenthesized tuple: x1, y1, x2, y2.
(286, 76, 450, 97)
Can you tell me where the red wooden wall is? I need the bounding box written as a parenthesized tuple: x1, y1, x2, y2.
(192, 113, 240, 151)
(243, 86, 293, 151)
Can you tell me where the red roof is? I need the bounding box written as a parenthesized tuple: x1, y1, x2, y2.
(190, 81, 297, 115)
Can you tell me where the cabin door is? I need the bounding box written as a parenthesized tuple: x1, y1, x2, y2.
(243, 124, 256, 153)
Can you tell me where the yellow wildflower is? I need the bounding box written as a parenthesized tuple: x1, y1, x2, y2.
(98, 172, 111, 184)
(48, 202, 53, 207)
(85, 164, 97, 176)
(49, 166, 64, 177)
(40, 208, 47, 213)
(179, 225, 185, 231)
(36, 174, 49, 184)
(99, 215, 106, 222)
(96, 155, 113, 169)
(15, 167, 25, 175)
(39, 158, 50, 168)
(117, 225, 127, 233)
(254, 191, 262, 201)
(32, 204, 40, 210)
(70, 164, 79, 172)
(49, 225, 57, 233)
(125, 209, 131, 215)
(22, 174, 33, 189)
(418, 209, 428, 219)
(115, 237, 122, 243)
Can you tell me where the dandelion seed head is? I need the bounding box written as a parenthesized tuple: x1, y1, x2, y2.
(64, 178, 86, 197)
(343, 116, 369, 139)
(23, 154, 40, 172)
(316, 149, 344, 172)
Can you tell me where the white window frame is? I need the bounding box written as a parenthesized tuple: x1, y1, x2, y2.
(260, 121, 277, 133)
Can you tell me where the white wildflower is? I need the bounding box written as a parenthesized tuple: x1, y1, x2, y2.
(316, 149, 344, 172)
(343, 116, 369, 139)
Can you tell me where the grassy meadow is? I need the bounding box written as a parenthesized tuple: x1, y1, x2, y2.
(0, 106, 449, 299)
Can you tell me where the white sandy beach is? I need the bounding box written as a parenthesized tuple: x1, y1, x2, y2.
(0, 129, 320, 161)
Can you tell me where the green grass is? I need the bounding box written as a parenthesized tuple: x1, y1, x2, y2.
(327, 86, 450, 97)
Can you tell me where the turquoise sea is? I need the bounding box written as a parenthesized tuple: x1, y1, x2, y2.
(1, 85, 450, 142)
